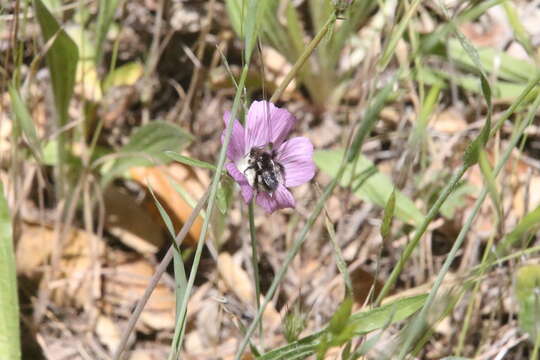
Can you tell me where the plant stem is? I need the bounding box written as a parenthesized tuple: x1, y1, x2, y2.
(112, 189, 209, 360)
(169, 64, 252, 359)
(248, 200, 263, 340)
(375, 72, 540, 305)
(398, 91, 540, 359)
(269, 13, 336, 104)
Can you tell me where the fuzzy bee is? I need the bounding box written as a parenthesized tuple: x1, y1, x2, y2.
(244, 144, 284, 194)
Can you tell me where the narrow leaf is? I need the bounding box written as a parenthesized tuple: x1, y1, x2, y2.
(259, 294, 427, 360)
(0, 183, 21, 360)
(381, 189, 396, 239)
(165, 151, 217, 171)
(348, 80, 395, 163)
(8, 84, 42, 160)
(33, 0, 79, 126)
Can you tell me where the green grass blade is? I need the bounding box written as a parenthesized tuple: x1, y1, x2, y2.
(147, 185, 187, 323)
(478, 150, 502, 229)
(0, 184, 21, 360)
(378, 0, 421, 71)
(258, 294, 427, 360)
(165, 151, 217, 171)
(33, 0, 78, 127)
(95, 0, 121, 65)
(8, 84, 43, 161)
(348, 80, 395, 163)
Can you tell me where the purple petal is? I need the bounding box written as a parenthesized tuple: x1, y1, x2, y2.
(226, 162, 253, 203)
(221, 111, 246, 161)
(256, 184, 295, 213)
(245, 101, 296, 151)
(277, 137, 316, 187)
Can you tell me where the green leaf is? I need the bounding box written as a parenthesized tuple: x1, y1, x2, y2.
(8, 84, 42, 160)
(147, 184, 186, 322)
(258, 294, 427, 360)
(0, 183, 21, 360)
(478, 150, 501, 227)
(315, 149, 424, 226)
(328, 297, 353, 335)
(381, 189, 396, 239)
(243, 0, 271, 62)
(216, 176, 234, 215)
(102, 61, 143, 92)
(496, 205, 540, 257)
(514, 265, 540, 340)
(101, 121, 193, 185)
(447, 39, 537, 84)
(165, 151, 217, 171)
(378, 0, 421, 71)
(33, 0, 79, 126)
(348, 81, 395, 163)
(95, 0, 122, 65)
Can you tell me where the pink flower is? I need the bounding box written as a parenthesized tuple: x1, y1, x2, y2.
(221, 100, 316, 213)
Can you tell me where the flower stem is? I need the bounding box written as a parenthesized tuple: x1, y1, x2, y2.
(269, 12, 337, 104)
(248, 200, 263, 341)
(169, 64, 252, 359)
(234, 10, 339, 359)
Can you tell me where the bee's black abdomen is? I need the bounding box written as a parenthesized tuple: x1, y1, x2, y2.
(248, 146, 284, 194)
(261, 170, 279, 192)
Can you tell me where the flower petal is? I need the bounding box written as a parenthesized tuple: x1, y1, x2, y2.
(256, 184, 295, 213)
(221, 111, 246, 161)
(226, 162, 253, 203)
(245, 101, 296, 151)
(277, 137, 316, 187)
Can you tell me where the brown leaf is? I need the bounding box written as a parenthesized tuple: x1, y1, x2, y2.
(103, 253, 176, 331)
(104, 186, 165, 254)
(130, 162, 207, 246)
(350, 267, 383, 305)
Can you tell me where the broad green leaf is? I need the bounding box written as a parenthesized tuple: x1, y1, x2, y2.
(496, 205, 540, 257)
(165, 151, 217, 171)
(103, 61, 143, 92)
(101, 121, 193, 185)
(8, 84, 42, 160)
(258, 294, 427, 360)
(514, 265, 540, 340)
(315, 149, 424, 226)
(33, 0, 79, 126)
(447, 39, 537, 84)
(0, 183, 21, 360)
(422, 68, 534, 101)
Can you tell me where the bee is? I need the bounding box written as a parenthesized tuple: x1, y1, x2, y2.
(244, 144, 284, 194)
